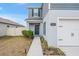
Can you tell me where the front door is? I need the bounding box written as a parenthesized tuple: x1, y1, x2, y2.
(35, 24, 39, 35)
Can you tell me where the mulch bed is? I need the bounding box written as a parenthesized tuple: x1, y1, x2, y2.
(40, 36, 65, 56)
(43, 47, 65, 56)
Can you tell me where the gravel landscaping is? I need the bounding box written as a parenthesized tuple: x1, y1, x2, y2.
(0, 36, 32, 56)
(40, 36, 65, 56)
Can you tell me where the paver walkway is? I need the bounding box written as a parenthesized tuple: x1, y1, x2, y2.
(27, 37, 43, 56)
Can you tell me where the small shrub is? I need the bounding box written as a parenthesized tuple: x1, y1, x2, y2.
(22, 30, 34, 39)
(40, 36, 48, 49)
(27, 30, 34, 39)
(22, 30, 27, 37)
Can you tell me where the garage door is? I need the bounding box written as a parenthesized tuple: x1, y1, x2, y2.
(58, 19, 79, 46)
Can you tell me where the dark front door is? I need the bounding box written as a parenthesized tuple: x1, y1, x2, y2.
(35, 24, 39, 35)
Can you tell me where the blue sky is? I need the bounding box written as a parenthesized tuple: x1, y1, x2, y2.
(0, 3, 42, 26)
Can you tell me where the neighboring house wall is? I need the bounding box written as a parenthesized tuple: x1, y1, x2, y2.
(0, 23, 26, 37)
(0, 23, 7, 36)
(6, 27, 26, 36)
(26, 21, 29, 30)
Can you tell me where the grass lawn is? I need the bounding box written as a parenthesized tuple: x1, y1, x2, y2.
(0, 36, 32, 56)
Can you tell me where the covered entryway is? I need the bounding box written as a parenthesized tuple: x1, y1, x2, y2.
(58, 18, 79, 46)
(29, 23, 40, 35)
(35, 24, 39, 35)
(27, 19, 43, 36)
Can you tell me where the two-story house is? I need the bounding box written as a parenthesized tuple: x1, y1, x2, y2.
(26, 6, 43, 36)
(26, 3, 79, 55)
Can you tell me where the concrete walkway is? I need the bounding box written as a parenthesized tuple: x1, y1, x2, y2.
(27, 37, 43, 56)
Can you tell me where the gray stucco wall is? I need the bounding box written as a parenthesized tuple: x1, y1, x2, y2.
(43, 9, 79, 47)
(43, 10, 57, 47)
(50, 3, 79, 10)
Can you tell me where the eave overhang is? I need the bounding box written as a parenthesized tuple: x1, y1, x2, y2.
(26, 20, 43, 23)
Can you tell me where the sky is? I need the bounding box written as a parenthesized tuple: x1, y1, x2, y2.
(0, 3, 42, 26)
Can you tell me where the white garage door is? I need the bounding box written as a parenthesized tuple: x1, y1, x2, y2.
(58, 19, 79, 46)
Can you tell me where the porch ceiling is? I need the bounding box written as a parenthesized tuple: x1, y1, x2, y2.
(27, 20, 43, 23)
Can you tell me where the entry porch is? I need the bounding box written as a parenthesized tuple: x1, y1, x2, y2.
(27, 20, 43, 36)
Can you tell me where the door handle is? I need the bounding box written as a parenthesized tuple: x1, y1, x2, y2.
(71, 33, 74, 36)
(59, 39, 63, 41)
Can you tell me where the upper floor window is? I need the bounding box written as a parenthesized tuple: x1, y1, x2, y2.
(29, 8, 42, 18)
(34, 9, 38, 16)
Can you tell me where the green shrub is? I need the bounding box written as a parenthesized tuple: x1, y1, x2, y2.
(40, 36, 48, 49)
(27, 30, 34, 38)
(22, 30, 27, 37)
(22, 30, 34, 39)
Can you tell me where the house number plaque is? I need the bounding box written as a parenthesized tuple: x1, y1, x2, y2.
(50, 23, 56, 26)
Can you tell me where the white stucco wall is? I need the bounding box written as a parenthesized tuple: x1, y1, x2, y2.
(0, 23, 26, 36)
(0, 23, 7, 36)
(6, 27, 26, 36)
(43, 10, 79, 47)
(43, 10, 57, 47)
(39, 23, 43, 36)
(26, 21, 29, 30)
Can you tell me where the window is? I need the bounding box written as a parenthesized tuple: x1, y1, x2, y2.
(29, 8, 41, 17)
(34, 9, 38, 16)
(43, 22, 46, 35)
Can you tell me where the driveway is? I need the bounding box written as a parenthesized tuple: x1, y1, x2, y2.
(59, 46, 79, 56)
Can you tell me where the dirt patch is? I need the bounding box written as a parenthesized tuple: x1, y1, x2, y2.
(0, 36, 32, 56)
